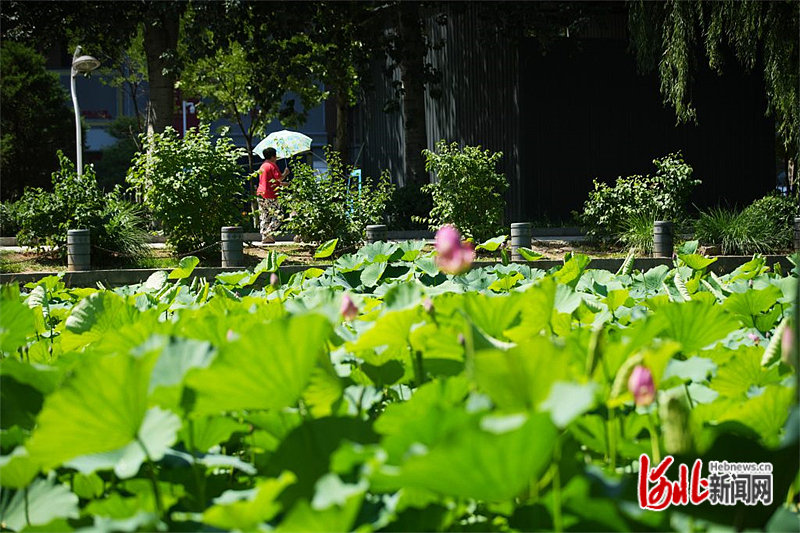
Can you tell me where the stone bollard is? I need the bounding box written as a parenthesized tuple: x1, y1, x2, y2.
(794, 217, 800, 252)
(653, 221, 674, 258)
(510, 222, 532, 261)
(366, 224, 388, 244)
(221, 226, 243, 267)
(67, 229, 91, 271)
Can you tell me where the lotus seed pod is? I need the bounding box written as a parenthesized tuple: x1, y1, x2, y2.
(659, 391, 693, 455)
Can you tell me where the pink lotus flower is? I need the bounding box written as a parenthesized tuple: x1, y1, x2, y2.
(628, 365, 656, 407)
(782, 323, 795, 368)
(270, 273, 279, 287)
(434, 225, 474, 275)
(747, 333, 760, 345)
(340, 293, 358, 321)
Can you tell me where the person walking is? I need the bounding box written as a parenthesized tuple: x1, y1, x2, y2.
(257, 147, 290, 244)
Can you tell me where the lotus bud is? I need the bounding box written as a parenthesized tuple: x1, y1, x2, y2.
(422, 297, 434, 314)
(747, 333, 760, 345)
(226, 329, 237, 342)
(270, 273, 279, 288)
(434, 224, 474, 275)
(659, 391, 693, 455)
(628, 365, 656, 407)
(457, 333, 466, 346)
(340, 293, 358, 321)
(782, 322, 795, 368)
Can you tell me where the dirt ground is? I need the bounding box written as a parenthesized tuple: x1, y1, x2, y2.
(1, 239, 630, 274)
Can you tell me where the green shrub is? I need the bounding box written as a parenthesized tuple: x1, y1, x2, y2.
(579, 153, 700, 239)
(618, 212, 655, 253)
(696, 194, 799, 254)
(12, 151, 149, 260)
(419, 141, 508, 242)
(127, 124, 247, 253)
(0, 201, 20, 236)
(279, 148, 393, 246)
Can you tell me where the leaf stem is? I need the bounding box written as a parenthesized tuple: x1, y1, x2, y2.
(683, 382, 694, 409)
(136, 437, 164, 517)
(607, 408, 617, 471)
(24, 487, 30, 527)
(647, 410, 661, 464)
(552, 437, 563, 533)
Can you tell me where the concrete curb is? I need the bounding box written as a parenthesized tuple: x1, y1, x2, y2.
(1, 255, 791, 288)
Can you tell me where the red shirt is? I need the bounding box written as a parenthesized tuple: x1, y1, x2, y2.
(257, 160, 282, 199)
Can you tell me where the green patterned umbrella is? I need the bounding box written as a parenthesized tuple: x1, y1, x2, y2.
(254, 130, 313, 160)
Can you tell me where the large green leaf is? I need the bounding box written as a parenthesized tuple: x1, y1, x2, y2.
(187, 314, 331, 414)
(722, 285, 783, 328)
(0, 298, 34, 356)
(504, 278, 557, 342)
(710, 346, 783, 399)
(475, 235, 507, 252)
(0, 447, 38, 488)
(373, 411, 557, 501)
(25, 352, 180, 477)
(678, 254, 717, 271)
(654, 300, 739, 354)
(277, 475, 365, 533)
(0, 474, 79, 531)
(63, 292, 141, 347)
(168, 256, 200, 280)
(471, 337, 569, 411)
(553, 253, 591, 287)
(314, 239, 338, 259)
(201, 473, 295, 531)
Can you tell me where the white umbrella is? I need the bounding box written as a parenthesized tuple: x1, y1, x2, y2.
(254, 130, 313, 160)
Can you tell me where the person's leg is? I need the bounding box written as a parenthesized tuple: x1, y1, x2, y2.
(264, 199, 281, 241)
(257, 197, 274, 243)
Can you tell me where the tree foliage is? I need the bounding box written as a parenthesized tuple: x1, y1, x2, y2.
(126, 124, 247, 253)
(628, 0, 799, 161)
(0, 41, 75, 200)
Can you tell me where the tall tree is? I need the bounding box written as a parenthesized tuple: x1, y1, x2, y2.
(181, 1, 327, 171)
(307, 2, 379, 165)
(395, 1, 429, 187)
(0, 42, 75, 199)
(1, 1, 185, 136)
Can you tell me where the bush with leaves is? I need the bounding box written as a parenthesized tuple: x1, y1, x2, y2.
(0, 201, 20, 236)
(696, 193, 799, 254)
(279, 148, 393, 246)
(418, 141, 508, 242)
(11, 151, 149, 261)
(127, 124, 247, 253)
(579, 153, 700, 240)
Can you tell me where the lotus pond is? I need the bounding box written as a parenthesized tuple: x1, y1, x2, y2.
(1, 238, 798, 532)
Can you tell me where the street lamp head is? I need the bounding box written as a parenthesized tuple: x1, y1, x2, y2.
(71, 54, 100, 76)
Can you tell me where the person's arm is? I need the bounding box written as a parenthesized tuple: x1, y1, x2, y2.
(281, 165, 290, 178)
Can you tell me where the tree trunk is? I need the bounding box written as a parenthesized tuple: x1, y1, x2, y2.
(143, 8, 180, 134)
(334, 91, 350, 166)
(398, 1, 429, 187)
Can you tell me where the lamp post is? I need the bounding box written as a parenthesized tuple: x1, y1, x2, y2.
(70, 46, 100, 177)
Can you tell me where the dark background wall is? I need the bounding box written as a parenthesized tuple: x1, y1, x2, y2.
(357, 5, 777, 225)
(518, 38, 775, 223)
